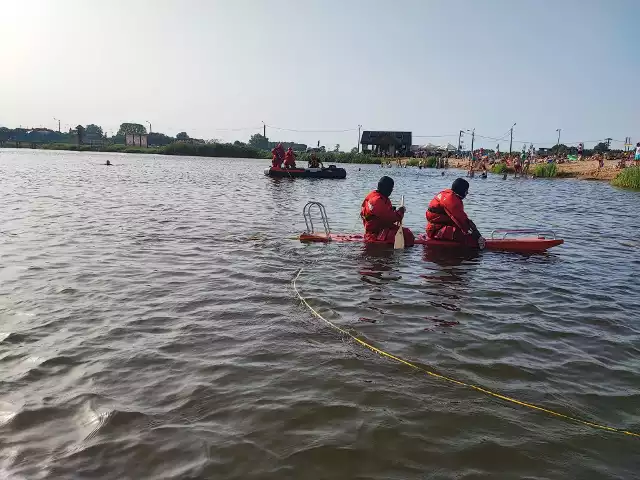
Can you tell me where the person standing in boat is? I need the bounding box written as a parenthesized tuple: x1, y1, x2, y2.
(283, 147, 297, 169)
(425, 178, 485, 249)
(271, 143, 285, 168)
(360, 176, 415, 246)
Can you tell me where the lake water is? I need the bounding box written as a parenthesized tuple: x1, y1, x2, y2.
(1, 149, 639, 479)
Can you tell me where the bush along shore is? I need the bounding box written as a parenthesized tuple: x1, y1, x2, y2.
(30, 142, 271, 159)
(611, 166, 640, 189)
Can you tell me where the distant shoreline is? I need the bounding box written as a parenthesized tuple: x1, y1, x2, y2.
(3, 144, 638, 188)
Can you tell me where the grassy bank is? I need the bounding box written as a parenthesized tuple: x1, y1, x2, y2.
(533, 162, 558, 178)
(405, 157, 438, 167)
(11, 141, 270, 159)
(39, 143, 163, 154)
(490, 163, 510, 174)
(611, 167, 640, 189)
(296, 151, 381, 164)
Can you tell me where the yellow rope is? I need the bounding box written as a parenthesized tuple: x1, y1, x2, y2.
(292, 268, 639, 438)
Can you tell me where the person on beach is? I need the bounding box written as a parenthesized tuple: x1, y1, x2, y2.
(283, 147, 297, 169)
(360, 176, 415, 246)
(271, 143, 285, 168)
(514, 156, 522, 177)
(578, 143, 584, 160)
(635, 142, 640, 166)
(426, 178, 485, 249)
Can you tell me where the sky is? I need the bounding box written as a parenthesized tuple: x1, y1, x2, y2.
(1, 0, 638, 150)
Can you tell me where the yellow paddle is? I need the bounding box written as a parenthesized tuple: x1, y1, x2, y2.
(394, 195, 405, 249)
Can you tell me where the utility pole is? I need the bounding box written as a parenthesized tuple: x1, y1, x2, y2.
(357, 124, 362, 153)
(470, 128, 475, 160)
(556, 128, 561, 147)
(54, 118, 61, 133)
(509, 122, 516, 155)
(262, 121, 266, 139)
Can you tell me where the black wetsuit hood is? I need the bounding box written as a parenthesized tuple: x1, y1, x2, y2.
(377, 176, 394, 198)
(451, 178, 469, 199)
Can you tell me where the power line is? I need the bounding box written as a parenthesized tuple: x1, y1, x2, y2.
(413, 134, 458, 138)
(266, 124, 357, 133)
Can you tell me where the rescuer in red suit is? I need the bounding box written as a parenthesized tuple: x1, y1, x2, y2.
(271, 143, 285, 168)
(283, 147, 297, 169)
(360, 176, 415, 246)
(426, 178, 485, 248)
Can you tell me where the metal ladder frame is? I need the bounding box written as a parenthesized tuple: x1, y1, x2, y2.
(490, 228, 557, 240)
(303, 202, 331, 237)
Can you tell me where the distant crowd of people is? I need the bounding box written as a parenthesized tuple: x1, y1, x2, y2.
(462, 141, 640, 176)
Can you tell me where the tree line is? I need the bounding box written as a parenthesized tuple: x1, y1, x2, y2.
(0, 123, 313, 153)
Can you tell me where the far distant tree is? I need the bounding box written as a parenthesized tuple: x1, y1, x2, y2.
(76, 125, 86, 145)
(116, 123, 147, 136)
(593, 142, 609, 154)
(0, 127, 10, 145)
(550, 143, 568, 155)
(176, 131, 190, 141)
(147, 132, 174, 146)
(351, 147, 358, 153)
(248, 133, 269, 150)
(85, 124, 103, 137)
(334, 144, 340, 152)
(233, 140, 246, 147)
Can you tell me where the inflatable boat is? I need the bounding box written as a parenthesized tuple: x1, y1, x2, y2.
(265, 165, 346, 179)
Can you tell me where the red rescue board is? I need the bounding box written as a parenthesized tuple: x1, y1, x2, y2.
(298, 233, 563, 253)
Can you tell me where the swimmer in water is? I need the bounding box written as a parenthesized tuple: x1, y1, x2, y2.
(105, 160, 112, 166)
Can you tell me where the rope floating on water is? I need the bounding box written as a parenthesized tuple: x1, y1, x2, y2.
(292, 268, 639, 438)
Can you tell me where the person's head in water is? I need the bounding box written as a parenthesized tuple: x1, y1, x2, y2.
(377, 176, 394, 198)
(451, 178, 469, 199)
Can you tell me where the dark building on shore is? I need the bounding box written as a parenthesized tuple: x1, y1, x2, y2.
(360, 131, 412, 157)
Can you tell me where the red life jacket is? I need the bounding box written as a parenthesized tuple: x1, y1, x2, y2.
(361, 190, 403, 234)
(426, 189, 472, 234)
(284, 150, 295, 167)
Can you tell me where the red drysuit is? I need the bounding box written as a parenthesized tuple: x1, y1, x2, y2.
(361, 190, 415, 246)
(283, 148, 296, 168)
(426, 189, 477, 247)
(271, 144, 285, 168)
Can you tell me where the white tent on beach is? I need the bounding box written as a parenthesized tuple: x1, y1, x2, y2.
(421, 143, 441, 151)
(440, 143, 457, 152)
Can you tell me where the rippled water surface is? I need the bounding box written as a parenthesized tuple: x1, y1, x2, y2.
(1, 149, 639, 479)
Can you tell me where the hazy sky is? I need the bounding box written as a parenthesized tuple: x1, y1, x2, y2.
(1, 0, 638, 150)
